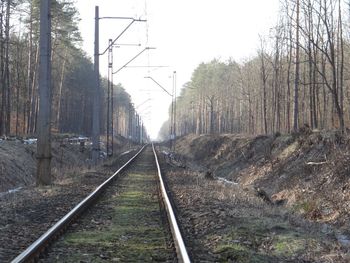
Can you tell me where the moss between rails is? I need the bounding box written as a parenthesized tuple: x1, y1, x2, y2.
(209, 216, 329, 262)
(61, 172, 173, 262)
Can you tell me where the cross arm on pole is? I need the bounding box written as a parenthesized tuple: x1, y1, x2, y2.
(144, 76, 173, 97)
(99, 16, 144, 20)
(100, 18, 147, 56)
(136, 98, 152, 109)
(113, 47, 155, 75)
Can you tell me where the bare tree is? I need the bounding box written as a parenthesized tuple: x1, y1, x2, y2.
(294, 0, 300, 131)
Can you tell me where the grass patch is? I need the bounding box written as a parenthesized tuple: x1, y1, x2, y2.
(209, 216, 323, 262)
(272, 233, 306, 257)
(293, 200, 319, 216)
(214, 243, 251, 262)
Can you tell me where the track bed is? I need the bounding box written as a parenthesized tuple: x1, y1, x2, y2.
(39, 147, 175, 262)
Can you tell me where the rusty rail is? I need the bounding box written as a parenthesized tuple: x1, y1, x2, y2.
(152, 143, 191, 263)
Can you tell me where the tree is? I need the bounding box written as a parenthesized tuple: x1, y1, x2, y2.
(294, 0, 300, 131)
(163, 0, 350, 139)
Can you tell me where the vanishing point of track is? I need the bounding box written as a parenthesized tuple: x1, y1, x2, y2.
(11, 144, 190, 263)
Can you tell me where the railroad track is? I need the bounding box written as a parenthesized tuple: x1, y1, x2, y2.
(11, 144, 190, 263)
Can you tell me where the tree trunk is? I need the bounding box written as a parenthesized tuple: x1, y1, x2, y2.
(4, 0, 10, 135)
(293, 0, 300, 131)
(338, 0, 344, 132)
(56, 46, 68, 131)
(0, 2, 5, 136)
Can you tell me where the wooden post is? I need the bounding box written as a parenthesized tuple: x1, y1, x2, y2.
(37, 0, 52, 185)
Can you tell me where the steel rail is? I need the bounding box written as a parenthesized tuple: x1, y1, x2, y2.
(152, 143, 191, 263)
(11, 145, 147, 263)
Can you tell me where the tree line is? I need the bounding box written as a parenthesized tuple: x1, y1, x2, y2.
(0, 0, 140, 140)
(160, 0, 350, 139)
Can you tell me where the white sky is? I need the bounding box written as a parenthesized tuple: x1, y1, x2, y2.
(75, 0, 280, 139)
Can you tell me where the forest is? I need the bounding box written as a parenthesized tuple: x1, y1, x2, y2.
(159, 0, 350, 139)
(0, 0, 140, 140)
(2, 0, 348, 142)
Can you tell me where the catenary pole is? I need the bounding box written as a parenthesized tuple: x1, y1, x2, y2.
(106, 39, 111, 156)
(170, 85, 174, 150)
(92, 10, 146, 162)
(37, 0, 52, 185)
(92, 6, 100, 163)
(110, 40, 114, 156)
(173, 71, 177, 152)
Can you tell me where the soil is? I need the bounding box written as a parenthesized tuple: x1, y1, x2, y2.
(160, 163, 348, 262)
(2, 131, 350, 262)
(0, 135, 130, 192)
(0, 140, 37, 192)
(173, 131, 350, 229)
(157, 131, 350, 261)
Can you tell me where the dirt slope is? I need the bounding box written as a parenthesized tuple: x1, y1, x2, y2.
(174, 131, 350, 229)
(0, 141, 36, 192)
(0, 135, 131, 192)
